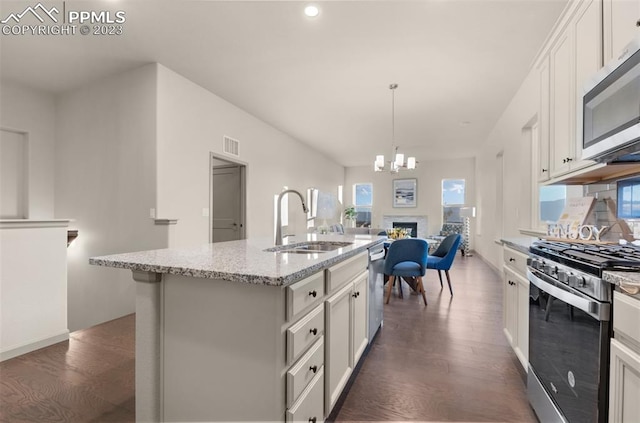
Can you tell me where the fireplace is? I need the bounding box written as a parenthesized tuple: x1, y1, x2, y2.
(382, 215, 428, 239)
(393, 222, 417, 238)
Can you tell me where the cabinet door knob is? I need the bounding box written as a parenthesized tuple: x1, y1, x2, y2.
(542, 168, 548, 173)
(309, 365, 318, 373)
(562, 158, 566, 163)
(509, 258, 515, 262)
(352, 291, 360, 298)
(309, 328, 318, 335)
(567, 157, 573, 162)
(308, 290, 317, 298)
(309, 418, 317, 423)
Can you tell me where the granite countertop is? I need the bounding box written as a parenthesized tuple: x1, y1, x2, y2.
(603, 270, 640, 290)
(89, 234, 384, 287)
(500, 236, 540, 255)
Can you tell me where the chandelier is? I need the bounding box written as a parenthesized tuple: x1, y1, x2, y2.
(374, 83, 417, 173)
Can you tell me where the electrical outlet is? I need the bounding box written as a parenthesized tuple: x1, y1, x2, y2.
(150, 208, 156, 219)
(202, 208, 210, 217)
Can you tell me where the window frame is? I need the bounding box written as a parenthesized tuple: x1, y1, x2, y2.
(353, 183, 373, 227)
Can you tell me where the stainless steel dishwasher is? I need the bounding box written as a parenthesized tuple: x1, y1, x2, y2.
(368, 244, 386, 342)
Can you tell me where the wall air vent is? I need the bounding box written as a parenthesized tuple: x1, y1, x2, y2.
(223, 135, 240, 157)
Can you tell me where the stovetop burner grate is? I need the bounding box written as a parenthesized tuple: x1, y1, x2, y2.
(530, 241, 640, 276)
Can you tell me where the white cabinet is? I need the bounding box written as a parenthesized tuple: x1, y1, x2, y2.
(502, 246, 529, 371)
(609, 339, 640, 423)
(324, 268, 369, 415)
(603, 0, 640, 63)
(325, 283, 353, 414)
(572, 0, 601, 170)
(540, 0, 601, 180)
(537, 56, 551, 182)
(351, 272, 368, 366)
(610, 291, 640, 423)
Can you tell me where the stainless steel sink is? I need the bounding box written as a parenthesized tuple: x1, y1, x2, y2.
(265, 241, 353, 254)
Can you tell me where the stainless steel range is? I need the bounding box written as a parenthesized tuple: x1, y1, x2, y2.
(527, 241, 640, 423)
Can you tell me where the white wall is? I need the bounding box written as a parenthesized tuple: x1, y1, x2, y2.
(344, 157, 476, 248)
(475, 66, 539, 269)
(156, 65, 345, 247)
(55, 64, 168, 332)
(0, 81, 56, 218)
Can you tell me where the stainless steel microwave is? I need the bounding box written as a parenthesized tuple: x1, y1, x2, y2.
(582, 35, 640, 163)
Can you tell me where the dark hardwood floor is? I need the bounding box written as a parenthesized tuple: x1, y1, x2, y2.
(335, 255, 537, 422)
(0, 255, 536, 422)
(0, 315, 135, 422)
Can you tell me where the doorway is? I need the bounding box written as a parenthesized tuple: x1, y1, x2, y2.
(210, 153, 246, 243)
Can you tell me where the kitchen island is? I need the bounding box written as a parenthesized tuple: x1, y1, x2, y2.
(90, 234, 384, 422)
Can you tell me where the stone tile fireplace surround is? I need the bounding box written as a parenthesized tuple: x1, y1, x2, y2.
(382, 215, 428, 239)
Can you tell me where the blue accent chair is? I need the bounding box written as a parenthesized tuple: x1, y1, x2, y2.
(383, 238, 428, 305)
(426, 234, 462, 295)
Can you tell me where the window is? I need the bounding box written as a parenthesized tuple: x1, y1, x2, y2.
(442, 179, 465, 223)
(536, 185, 583, 229)
(617, 178, 640, 218)
(353, 183, 372, 227)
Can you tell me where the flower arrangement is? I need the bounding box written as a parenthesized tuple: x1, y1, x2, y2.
(386, 227, 410, 240)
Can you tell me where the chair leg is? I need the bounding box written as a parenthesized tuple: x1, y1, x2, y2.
(417, 276, 427, 306)
(397, 276, 404, 299)
(385, 274, 394, 304)
(445, 270, 453, 295)
(437, 270, 443, 288)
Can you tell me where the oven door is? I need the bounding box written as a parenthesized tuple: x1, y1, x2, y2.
(527, 268, 611, 423)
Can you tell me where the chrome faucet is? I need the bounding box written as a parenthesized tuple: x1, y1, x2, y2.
(275, 189, 309, 245)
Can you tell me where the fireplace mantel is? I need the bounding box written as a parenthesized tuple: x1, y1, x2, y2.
(382, 215, 428, 239)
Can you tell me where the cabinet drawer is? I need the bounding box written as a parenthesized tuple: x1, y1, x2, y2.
(326, 252, 367, 293)
(504, 247, 529, 276)
(287, 272, 325, 321)
(286, 367, 324, 423)
(287, 304, 324, 364)
(614, 291, 640, 350)
(286, 336, 324, 407)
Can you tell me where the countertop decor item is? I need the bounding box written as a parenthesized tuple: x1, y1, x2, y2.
(386, 227, 410, 240)
(373, 83, 417, 173)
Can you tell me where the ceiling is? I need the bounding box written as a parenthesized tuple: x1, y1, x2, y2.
(0, 0, 568, 167)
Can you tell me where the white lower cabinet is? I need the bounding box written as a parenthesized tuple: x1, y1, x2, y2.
(609, 291, 640, 423)
(502, 245, 529, 371)
(609, 339, 640, 423)
(324, 269, 369, 416)
(287, 367, 325, 423)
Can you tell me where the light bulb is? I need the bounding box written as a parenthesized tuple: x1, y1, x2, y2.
(407, 157, 416, 169)
(395, 153, 404, 167)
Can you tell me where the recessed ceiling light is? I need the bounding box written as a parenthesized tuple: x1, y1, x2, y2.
(460, 121, 471, 127)
(304, 5, 320, 18)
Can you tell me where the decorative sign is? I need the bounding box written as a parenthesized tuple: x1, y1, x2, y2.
(548, 197, 596, 239)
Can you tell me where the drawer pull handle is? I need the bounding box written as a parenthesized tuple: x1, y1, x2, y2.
(309, 365, 318, 373)
(309, 328, 318, 335)
(308, 290, 317, 298)
(309, 418, 317, 423)
(509, 258, 515, 262)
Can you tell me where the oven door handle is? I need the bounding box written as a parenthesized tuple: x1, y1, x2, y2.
(527, 269, 610, 321)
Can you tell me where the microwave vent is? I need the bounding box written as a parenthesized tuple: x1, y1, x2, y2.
(223, 135, 240, 157)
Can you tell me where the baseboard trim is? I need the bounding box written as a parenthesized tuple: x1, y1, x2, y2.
(1, 330, 70, 362)
(474, 250, 501, 276)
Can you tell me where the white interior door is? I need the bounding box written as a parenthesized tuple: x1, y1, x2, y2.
(212, 165, 243, 242)
(0, 130, 27, 219)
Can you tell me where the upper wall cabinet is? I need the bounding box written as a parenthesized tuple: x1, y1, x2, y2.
(537, 56, 551, 182)
(541, 0, 602, 180)
(603, 0, 640, 63)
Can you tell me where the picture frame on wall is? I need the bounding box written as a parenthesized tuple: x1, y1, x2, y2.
(393, 178, 417, 208)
